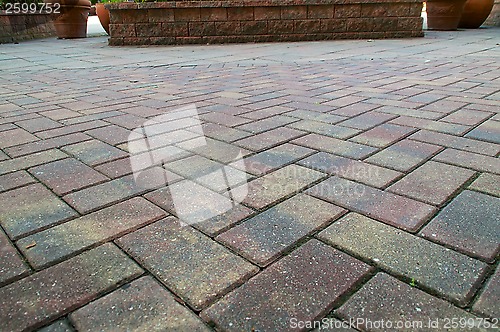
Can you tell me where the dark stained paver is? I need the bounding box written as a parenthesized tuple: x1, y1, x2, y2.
(70, 276, 211, 332)
(337, 273, 487, 332)
(0, 244, 143, 332)
(318, 213, 488, 306)
(217, 193, 345, 266)
(17, 197, 167, 269)
(307, 177, 436, 232)
(419, 190, 500, 263)
(116, 217, 258, 310)
(0, 183, 78, 240)
(201, 239, 374, 332)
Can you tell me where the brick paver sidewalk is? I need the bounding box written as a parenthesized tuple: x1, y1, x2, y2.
(0, 28, 499, 331)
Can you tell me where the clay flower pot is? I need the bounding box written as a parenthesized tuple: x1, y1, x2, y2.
(459, 0, 495, 28)
(96, 3, 110, 35)
(45, 0, 91, 38)
(426, 0, 468, 30)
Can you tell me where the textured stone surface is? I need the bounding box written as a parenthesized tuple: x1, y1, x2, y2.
(70, 276, 211, 332)
(472, 265, 500, 319)
(37, 319, 74, 332)
(388, 161, 475, 206)
(0, 244, 143, 332)
(337, 273, 486, 332)
(116, 217, 258, 310)
(0, 183, 78, 240)
(318, 213, 488, 306)
(0, 228, 30, 286)
(299, 152, 402, 188)
(307, 177, 436, 232)
(61, 140, 128, 166)
(366, 139, 442, 172)
(292, 133, 377, 159)
(0, 149, 68, 176)
(217, 194, 345, 266)
(466, 120, 500, 144)
(29, 158, 109, 195)
(240, 164, 326, 209)
(202, 240, 373, 332)
(63, 171, 162, 214)
(0, 128, 38, 148)
(17, 197, 167, 269)
(468, 173, 500, 197)
(239, 143, 314, 176)
(420, 190, 500, 263)
(349, 123, 416, 148)
(0, 170, 35, 193)
(433, 148, 500, 175)
(410, 130, 499, 156)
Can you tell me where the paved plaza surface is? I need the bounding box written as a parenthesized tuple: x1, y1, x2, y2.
(0, 28, 499, 331)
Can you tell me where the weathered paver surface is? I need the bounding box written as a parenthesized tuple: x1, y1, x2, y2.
(0, 28, 499, 331)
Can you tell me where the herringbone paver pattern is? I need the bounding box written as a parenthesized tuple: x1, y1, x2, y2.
(0, 28, 499, 331)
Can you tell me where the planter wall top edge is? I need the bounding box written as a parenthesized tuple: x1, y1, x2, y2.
(106, 0, 422, 10)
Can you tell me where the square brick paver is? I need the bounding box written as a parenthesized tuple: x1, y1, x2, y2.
(337, 273, 486, 332)
(318, 213, 488, 306)
(201, 239, 374, 332)
(116, 217, 258, 310)
(240, 164, 326, 210)
(29, 158, 109, 195)
(70, 276, 211, 332)
(307, 177, 436, 232)
(299, 152, 402, 188)
(0, 243, 143, 332)
(61, 140, 128, 166)
(387, 161, 476, 206)
(419, 190, 500, 263)
(0, 228, 30, 286)
(0, 183, 78, 240)
(17, 197, 167, 269)
(217, 193, 345, 266)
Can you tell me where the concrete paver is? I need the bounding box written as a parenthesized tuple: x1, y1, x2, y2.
(0, 27, 499, 330)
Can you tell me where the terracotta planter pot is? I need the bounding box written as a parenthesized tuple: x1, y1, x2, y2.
(96, 3, 110, 35)
(427, 0, 468, 30)
(45, 0, 91, 38)
(459, 0, 495, 27)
